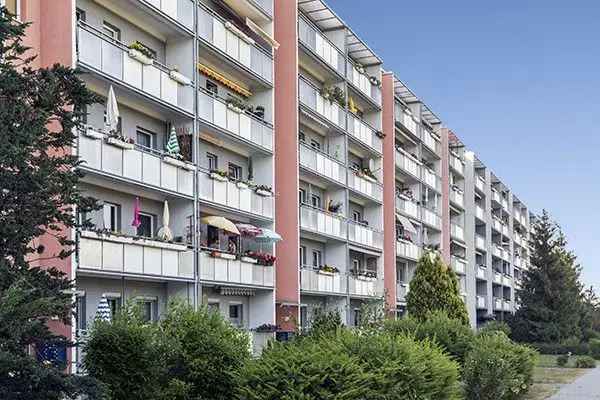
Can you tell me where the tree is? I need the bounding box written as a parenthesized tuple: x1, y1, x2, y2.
(0, 7, 101, 399)
(406, 252, 469, 325)
(510, 210, 584, 343)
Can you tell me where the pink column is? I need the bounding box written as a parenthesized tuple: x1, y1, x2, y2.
(440, 128, 451, 264)
(274, 0, 300, 332)
(381, 73, 397, 314)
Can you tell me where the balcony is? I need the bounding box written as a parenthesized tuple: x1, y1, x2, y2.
(514, 233, 523, 247)
(142, 0, 194, 31)
(492, 216, 504, 233)
(347, 113, 382, 153)
(347, 171, 383, 202)
(493, 271, 503, 285)
(502, 274, 512, 287)
(298, 16, 345, 77)
(396, 239, 421, 260)
(475, 235, 486, 250)
(76, 23, 193, 114)
(395, 148, 421, 179)
(299, 77, 345, 128)
(348, 274, 381, 297)
(476, 205, 485, 220)
(423, 168, 441, 192)
(450, 152, 464, 175)
(422, 129, 440, 155)
(520, 213, 528, 226)
(396, 282, 410, 301)
(396, 196, 419, 220)
(501, 197, 509, 211)
(198, 170, 273, 219)
(78, 129, 195, 197)
(299, 143, 346, 185)
(491, 188, 501, 204)
(476, 265, 486, 280)
(422, 208, 442, 230)
(300, 268, 346, 295)
(300, 204, 347, 240)
(246, 0, 273, 18)
(78, 231, 194, 280)
(493, 245, 504, 259)
(197, 88, 273, 152)
(475, 175, 485, 192)
(503, 300, 511, 312)
(451, 256, 467, 275)
(346, 62, 382, 107)
(450, 187, 464, 208)
(396, 107, 418, 136)
(451, 223, 465, 242)
(514, 256, 522, 268)
(514, 209, 522, 223)
(494, 297, 503, 311)
(476, 295, 487, 309)
(199, 251, 274, 287)
(348, 221, 383, 250)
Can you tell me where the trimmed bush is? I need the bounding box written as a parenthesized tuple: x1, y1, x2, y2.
(384, 311, 474, 364)
(575, 356, 596, 368)
(239, 330, 461, 400)
(463, 332, 537, 400)
(589, 338, 600, 359)
(556, 354, 569, 367)
(479, 320, 512, 337)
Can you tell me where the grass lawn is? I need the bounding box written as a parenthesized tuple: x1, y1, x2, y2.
(524, 355, 589, 400)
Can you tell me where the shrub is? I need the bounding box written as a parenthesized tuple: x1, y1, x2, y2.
(479, 320, 512, 337)
(556, 354, 569, 367)
(529, 342, 590, 356)
(589, 338, 600, 359)
(304, 307, 344, 337)
(384, 311, 474, 364)
(463, 332, 538, 400)
(575, 356, 596, 368)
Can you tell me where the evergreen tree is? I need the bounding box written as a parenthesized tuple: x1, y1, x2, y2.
(406, 252, 469, 325)
(510, 210, 584, 343)
(0, 7, 102, 399)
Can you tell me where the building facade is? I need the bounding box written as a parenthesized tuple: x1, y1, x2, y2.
(10, 0, 530, 371)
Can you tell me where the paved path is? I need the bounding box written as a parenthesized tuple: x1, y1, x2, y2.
(549, 367, 600, 399)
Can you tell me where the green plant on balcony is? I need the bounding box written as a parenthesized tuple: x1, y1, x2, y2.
(253, 323, 278, 333)
(209, 169, 229, 182)
(244, 250, 276, 266)
(128, 41, 155, 61)
(369, 75, 381, 88)
(319, 265, 339, 274)
(321, 85, 346, 108)
(226, 95, 248, 113)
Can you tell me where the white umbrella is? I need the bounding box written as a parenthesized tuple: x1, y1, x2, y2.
(157, 200, 173, 241)
(105, 85, 120, 133)
(95, 295, 112, 322)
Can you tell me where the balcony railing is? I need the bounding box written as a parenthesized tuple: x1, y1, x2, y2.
(395, 148, 421, 179)
(77, 23, 194, 114)
(514, 256, 522, 268)
(491, 188, 501, 204)
(422, 208, 442, 229)
(476, 205, 485, 220)
(300, 204, 347, 240)
(78, 129, 195, 197)
(298, 16, 345, 76)
(451, 223, 465, 241)
(493, 245, 504, 259)
(476, 265, 486, 280)
(299, 77, 345, 128)
(502, 274, 512, 287)
(494, 297, 503, 310)
(395, 107, 418, 136)
(348, 274, 382, 297)
(198, 170, 273, 219)
(396, 196, 420, 220)
(300, 268, 346, 294)
(78, 231, 194, 279)
(503, 300, 511, 312)
(299, 143, 346, 185)
(451, 256, 467, 275)
(514, 209, 522, 223)
(520, 213, 528, 226)
(450, 187, 464, 208)
(348, 221, 383, 249)
(347, 171, 383, 202)
(493, 271, 503, 285)
(501, 197, 509, 211)
(475, 175, 485, 192)
(477, 295, 487, 309)
(197, 88, 273, 151)
(475, 235, 486, 250)
(347, 113, 382, 153)
(199, 251, 274, 287)
(450, 152, 464, 174)
(422, 129, 440, 155)
(197, 4, 272, 83)
(396, 239, 421, 260)
(423, 168, 441, 191)
(144, 0, 194, 30)
(346, 62, 382, 106)
(396, 282, 410, 301)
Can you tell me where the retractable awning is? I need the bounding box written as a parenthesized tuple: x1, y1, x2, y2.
(396, 213, 417, 234)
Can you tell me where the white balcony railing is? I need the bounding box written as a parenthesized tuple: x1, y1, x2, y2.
(502, 274, 512, 287)
(476, 205, 485, 220)
(501, 197, 509, 211)
(348, 221, 383, 249)
(347, 171, 383, 202)
(396, 239, 421, 260)
(197, 89, 273, 151)
(423, 168, 441, 191)
(492, 216, 503, 233)
(450, 187, 464, 208)
(476, 235, 486, 250)
(77, 23, 193, 113)
(197, 4, 272, 83)
(450, 152, 464, 174)
(198, 170, 273, 219)
(395, 148, 421, 179)
(397, 282, 410, 301)
(299, 77, 345, 128)
(144, 0, 194, 30)
(503, 300, 511, 312)
(493, 245, 504, 259)
(451, 256, 467, 275)
(475, 175, 485, 192)
(348, 275, 381, 297)
(476, 266, 486, 280)
(346, 62, 382, 106)
(422, 130, 440, 155)
(514, 256, 522, 268)
(493, 271, 503, 285)
(199, 252, 274, 287)
(78, 129, 195, 196)
(396, 196, 420, 220)
(422, 208, 442, 229)
(347, 113, 382, 153)
(300, 268, 346, 294)
(299, 143, 346, 185)
(300, 204, 347, 240)
(298, 16, 345, 76)
(494, 297, 503, 310)
(492, 188, 501, 204)
(396, 107, 418, 135)
(78, 231, 194, 279)
(451, 223, 465, 241)
(477, 295, 486, 309)
(514, 209, 522, 223)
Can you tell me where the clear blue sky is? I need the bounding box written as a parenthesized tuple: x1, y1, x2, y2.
(326, 0, 599, 289)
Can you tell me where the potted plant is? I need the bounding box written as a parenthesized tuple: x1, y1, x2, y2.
(359, 167, 378, 183)
(253, 323, 278, 333)
(240, 251, 258, 264)
(369, 76, 381, 87)
(106, 133, 135, 150)
(254, 184, 273, 197)
(128, 41, 154, 65)
(209, 250, 236, 260)
(226, 96, 247, 113)
(375, 130, 385, 139)
(318, 265, 339, 275)
(236, 179, 250, 190)
(245, 251, 276, 266)
(209, 169, 229, 182)
(254, 105, 265, 120)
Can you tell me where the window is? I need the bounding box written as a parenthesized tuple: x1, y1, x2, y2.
(352, 258, 361, 273)
(75, 294, 86, 331)
(206, 225, 219, 248)
(299, 246, 306, 266)
(136, 129, 155, 149)
(4, 0, 19, 18)
(76, 8, 86, 22)
(102, 21, 121, 41)
(298, 188, 306, 204)
(206, 80, 218, 95)
(137, 213, 155, 238)
(107, 297, 121, 318)
(311, 194, 321, 208)
(310, 139, 321, 150)
(353, 309, 361, 327)
(228, 163, 242, 181)
(138, 299, 158, 322)
(300, 306, 308, 332)
(229, 304, 243, 327)
(102, 202, 121, 232)
(311, 250, 322, 268)
(352, 211, 361, 222)
(207, 152, 218, 170)
(397, 263, 406, 283)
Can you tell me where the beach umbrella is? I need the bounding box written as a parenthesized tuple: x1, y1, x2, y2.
(254, 228, 282, 244)
(95, 295, 111, 322)
(166, 125, 180, 156)
(157, 200, 173, 241)
(201, 216, 240, 235)
(131, 197, 141, 228)
(105, 85, 120, 133)
(236, 223, 262, 237)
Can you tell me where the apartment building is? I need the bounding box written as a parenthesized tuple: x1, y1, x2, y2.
(13, 0, 532, 370)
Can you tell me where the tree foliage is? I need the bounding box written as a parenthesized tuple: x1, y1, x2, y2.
(406, 252, 469, 325)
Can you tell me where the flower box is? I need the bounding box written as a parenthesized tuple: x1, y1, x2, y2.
(255, 189, 272, 197)
(169, 70, 191, 86)
(106, 136, 135, 150)
(128, 49, 153, 65)
(82, 127, 104, 140)
(362, 174, 377, 184)
(241, 256, 258, 264)
(209, 172, 229, 182)
(227, 102, 244, 113)
(317, 270, 335, 276)
(163, 156, 195, 171)
(236, 182, 249, 190)
(210, 251, 236, 260)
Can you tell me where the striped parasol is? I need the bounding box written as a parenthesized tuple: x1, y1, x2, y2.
(254, 228, 282, 244)
(95, 295, 112, 322)
(166, 126, 180, 156)
(236, 223, 262, 237)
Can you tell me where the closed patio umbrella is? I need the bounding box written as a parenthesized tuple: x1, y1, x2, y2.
(157, 200, 173, 241)
(166, 125, 180, 156)
(95, 295, 111, 322)
(105, 85, 120, 134)
(201, 216, 240, 235)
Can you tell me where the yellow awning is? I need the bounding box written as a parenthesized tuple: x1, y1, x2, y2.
(198, 63, 252, 98)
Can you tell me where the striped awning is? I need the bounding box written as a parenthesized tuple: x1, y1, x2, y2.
(197, 63, 252, 98)
(396, 213, 418, 234)
(220, 287, 256, 296)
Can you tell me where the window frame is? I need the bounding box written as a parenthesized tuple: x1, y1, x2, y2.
(137, 212, 155, 238)
(228, 303, 243, 327)
(299, 245, 306, 267)
(207, 152, 218, 171)
(102, 202, 121, 232)
(311, 194, 321, 209)
(102, 21, 121, 41)
(136, 128, 156, 150)
(311, 250, 322, 268)
(228, 162, 243, 181)
(298, 188, 306, 204)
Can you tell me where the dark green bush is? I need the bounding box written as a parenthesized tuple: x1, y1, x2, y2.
(479, 320, 512, 337)
(384, 311, 474, 364)
(575, 356, 596, 368)
(239, 330, 461, 400)
(463, 332, 538, 400)
(304, 307, 344, 337)
(556, 354, 569, 367)
(529, 342, 590, 356)
(589, 338, 600, 359)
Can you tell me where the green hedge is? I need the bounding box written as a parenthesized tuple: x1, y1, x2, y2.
(575, 356, 596, 368)
(529, 342, 590, 355)
(589, 339, 600, 359)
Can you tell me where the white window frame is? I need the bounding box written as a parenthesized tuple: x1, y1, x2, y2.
(299, 245, 306, 267)
(137, 212, 155, 238)
(2, 0, 21, 20)
(311, 250, 322, 268)
(228, 302, 243, 327)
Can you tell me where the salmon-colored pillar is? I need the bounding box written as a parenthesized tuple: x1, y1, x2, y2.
(440, 127, 451, 264)
(381, 73, 397, 314)
(274, 0, 300, 332)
